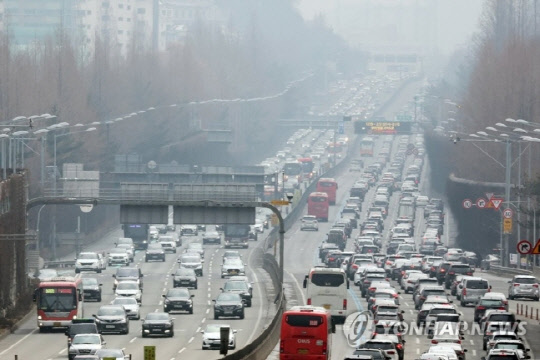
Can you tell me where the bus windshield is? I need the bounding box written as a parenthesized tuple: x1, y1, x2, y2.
(224, 225, 250, 237)
(318, 181, 335, 188)
(311, 273, 345, 287)
(286, 314, 324, 327)
(39, 287, 76, 311)
(310, 196, 328, 203)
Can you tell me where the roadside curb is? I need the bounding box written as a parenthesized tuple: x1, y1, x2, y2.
(0, 304, 36, 342)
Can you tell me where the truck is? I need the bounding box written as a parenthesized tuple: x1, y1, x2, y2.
(122, 224, 149, 250)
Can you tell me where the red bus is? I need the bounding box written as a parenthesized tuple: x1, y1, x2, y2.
(316, 178, 338, 205)
(33, 276, 84, 332)
(360, 137, 374, 157)
(280, 306, 334, 360)
(308, 192, 329, 222)
(298, 157, 315, 180)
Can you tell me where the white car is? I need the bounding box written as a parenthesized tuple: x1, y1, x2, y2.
(111, 297, 141, 320)
(300, 215, 319, 231)
(75, 252, 103, 273)
(253, 221, 264, 233)
(115, 281, 142, 303)
(116, 244, 134, 262)
(221, 258, 246, 278)
(425, 346, 459, 360)
(108, 248, 130, 266)
(201, 324, 237, 350)
(68, 334, 105, 360)
(416, 195, 430, 207)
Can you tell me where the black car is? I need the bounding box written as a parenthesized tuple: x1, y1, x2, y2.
(65, 320, 99, 348)
(319, 242, 340, 261)
(163, 288, 194, 314)
(222, 280, 252, 307)
(213, 293, 245, 319)
(93, 305, 129, 334)
(436, 261, 454, 284)
(113, 267, 143, 291)
(474, 298, 506, 322)
(444, 263, 473, 289)
(172, 268, 198, 289)
(82, 278, 102, 302)
(145, 243, 165, 262)
(142, 312, 174, 337)
(202, 231, 221, 245)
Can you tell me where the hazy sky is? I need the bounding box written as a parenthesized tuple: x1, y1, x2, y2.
(296, 0, 485, 54)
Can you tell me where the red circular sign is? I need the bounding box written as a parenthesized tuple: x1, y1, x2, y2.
(476, 198, 487, 208)
(462, 199, 472, 209)
(503, 208, 514, 219)
(517, 240, 532, 255)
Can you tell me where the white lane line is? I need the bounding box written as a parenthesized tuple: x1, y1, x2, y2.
(416, 348, 420, 354)
(415, 337, 420, 344)
(170, 358, 175, 360)
(188, 337, 194, 343)
(208, 293, 211, 298)
(202, 318, 206, 323)
(163, 287, 167, 291)
(206, 309, 210, 314)
(208, 301, 211, 305)
(178, 348, 186, 354)
(208, 282, 211, 286)
(470, 339, 474, 345)
(154, 308, 158, 312)
(0, 328, 38, 356)
(404, 302, 410, 307)
(159, 300, 163, 305)
(472, 350, 477, 357)
(59, 349, 66, 355)
(130, 337, 137, 343)
(196, 327, 201, 332)
(409, 310, 414, 315)
(286, 269, 307, 305)
(245, 251, 264, 345)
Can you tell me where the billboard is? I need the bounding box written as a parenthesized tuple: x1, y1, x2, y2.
(354, 119, 412, 134)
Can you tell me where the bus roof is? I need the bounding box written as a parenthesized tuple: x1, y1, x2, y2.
(298, 157, 313, 162)
(309, 267, 346, 275)
(309, 192, 328, 197)
(39, 277, 81, 287)
(287, 306, 330, 314)
(318, 178, 336, 182)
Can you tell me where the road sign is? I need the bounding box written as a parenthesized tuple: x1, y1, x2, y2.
(485, 192, 494, 201)
(270, 199, 290, 206)
(462, 199, 472, 209)
(476, 198, 487, 208)
(144, 346, 156, 360)
(79, 204, 94, 213)
(503, 208, 513, 219)
(503, 218, 512, 233)
(490, 198, 503, 211)
(338, 122, 344, 134)
(517, 240, 532, 255)
(532, 240, 540, 255)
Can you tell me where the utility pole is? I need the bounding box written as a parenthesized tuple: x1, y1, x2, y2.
(503, 139, 512, 267)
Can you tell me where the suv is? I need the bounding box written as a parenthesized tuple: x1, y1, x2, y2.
(65, 320, 99, 348)
(508, 275, 539, 301)
(435, 261, 454, 284)
(75, 252, 102, 273)
(145, 243, 165, 262)
(178, 253, 204, 277)
(481, 349, 522, 360)
(113, 267, 143, 291)
(460, 277, 489, 306)
(300, 215, 319, 231)
(444, 263, 473, 289)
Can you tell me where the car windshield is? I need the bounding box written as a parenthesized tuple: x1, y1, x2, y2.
(112, 298, 137, 305)
(181, 256, 200, 263)
(117, 282, 138, 290)
(489, 314, 515, 322)
(147, 244, 162, 250)
(78, 253, 98, 259)
(515, 277, 537, 284)
(480, 299, 503, 306)
(206, 324, 229, 333)
(217, 293, 240, 301)
(224, 259, 243, 266)
(494, 343, 525, 350)
(363, 342, 393, 350)
(167, 289, 189, 297)
(98, 307, 125, 316)
(72, 335, 100, 344)
(116, 269, 138, 277)
(175, 268, 194, 276)
(310, 273, 345, 287)
(109, 248, 127, 254)
(146, 313, 169, 321)
(82, 278, 98, 286)
(467, 280, 488, 289)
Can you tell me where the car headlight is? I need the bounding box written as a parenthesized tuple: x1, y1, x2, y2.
(164, 299, 170, 304)
(214, 305, 222, 309)
(114, 280, 119, 286)
(235, 305, 243, 309)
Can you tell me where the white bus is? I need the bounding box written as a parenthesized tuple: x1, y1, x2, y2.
(303, 267, 350, 322)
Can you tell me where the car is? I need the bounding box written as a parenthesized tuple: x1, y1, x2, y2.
(300, 215, 319, 231)
(65, 321, 99, 349)
(177, 253, 203, 277)
(222, 250, 242, 263)
(221, 258, 246, 278)
(202, 231, 221, 244)
(213, 293, 245, 319)
(82, 278, 102, 302)
(107, 248, 130, 266)
(353, 348, 394, 360)
(426, 346, 459, 360)
(141, 312, 174, 337)
(490, 340, 530, 359)
(229, 276, 253, 296)
(75, 252, 103, 273)
(484, 331, 521, 352)
(201, 324, 237, 350)
(508, 275, 539, 301)
(116, 238, 135, 254)
(180, 225, 198, 236)
(149, 226, 159, 240)
(111, 297, 140, 320)
(444, 264, 474, 289)
(222, 280, 252, 307)
(185, 242, 205, 258)
(481, 349, 522, 360)
(160, 240, 176, 254)
(93, 305, 129, 334)
(68, 333, 106, 360)
(162, 288, 194, 314)
(94, 349, 127, 360)
(157, 225, 168, 234)
(460, 277, 490, 306)
(145, 243, 165, 262)
(172, 267, 198, 288)
(113, 267, 143, 291)
(115, 281, 142, 303)
(362, 339, 402, 360)
(115, 244, 134, 262)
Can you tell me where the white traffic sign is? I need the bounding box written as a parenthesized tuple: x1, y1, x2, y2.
(517, 240, 532, 255)
(462, 199, 472, 209)
(491, 198, 503, 211)
(79, 204, 94, 213)
(476, 198, 487, 209)
(485, 192, 494, 201)
(503, 208, 513, 219)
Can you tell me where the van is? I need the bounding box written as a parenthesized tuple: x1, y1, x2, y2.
(460, 277, 490, 306)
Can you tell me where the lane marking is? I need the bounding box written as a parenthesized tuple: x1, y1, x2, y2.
(188, 336, 194, 343)
(206, 309, 210, 314)
(0, 328, 38, 356)
(196, 327, 201, 333)
(201, 318, 206, 323)
(130, 337, 137, 343)
(178, 348, 186, 354)
(59, 349, 66, 355)
(286, 269, 307, 305)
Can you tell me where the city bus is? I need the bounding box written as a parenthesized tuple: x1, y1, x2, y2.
(360, 136, 374, 157)
(298, 157, 315, 180)
(308, 192, 329, 222)
(223, 224, 250, 248)
(303, 268, 349, 323)
(280, 306, 334, 360)
(283, 161, 304, 182)
(33, 277, 84, 332)
(316, 178, 338, 205)
(123, 224, 149, 250)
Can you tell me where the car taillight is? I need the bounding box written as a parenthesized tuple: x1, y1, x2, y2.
(420, 296, 426, 300)
(322, 341, 327, 354)
(534, 284, 539, 288)
(498, 307, 506, 310)
(352, 264, 358, 269)
(393, 293, 399, 298)
(343, 299, 347, 310)
(364, 280, 370, 283)
(369, 287, 375, 291)
(408, 280, 413, 283)
(449, 271, 455, 275)
(329, 257, 335, 261)
(374, 319, 379, 324)
(431, 266, 435, 271)
(431, 340, 438, 344)
(462, 288, 467, 296)
(466, 272, 472, 275)
(280, 340, 284, 353)
(456, 340, 462, 344)
(396, 344, 403, 350)
(387, 350, 395, 354)
(477, 306, 485, 310)
(401, 271, 405, 275)
(386, 261, 392, 265)
(307, 298, 311, 305)
(440, 269, 446, 272)
(514, 284, 520, 287)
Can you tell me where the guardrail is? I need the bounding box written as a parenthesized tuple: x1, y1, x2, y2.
(488, 264, 532, 276)
(42, 260, 76, 268)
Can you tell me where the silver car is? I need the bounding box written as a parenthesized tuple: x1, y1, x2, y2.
(300, 215, 319, 231)
(68, 334, 105, 360)
(201, 324, 237, 350)
(111, 297, 140, 320)
(221, 258, 246, 278)
(508, 275, 539, 301)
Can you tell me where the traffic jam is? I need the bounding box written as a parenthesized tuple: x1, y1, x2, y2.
(279, 128, 538, 360)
